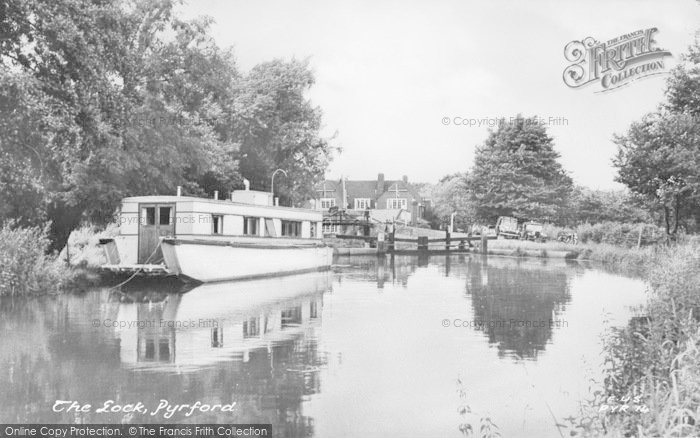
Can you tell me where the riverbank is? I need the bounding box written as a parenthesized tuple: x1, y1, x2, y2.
(569, 241, 700, 437)
(486, 239, 654, 271)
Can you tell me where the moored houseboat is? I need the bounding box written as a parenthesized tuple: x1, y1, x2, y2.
(99, 186, 333, 283)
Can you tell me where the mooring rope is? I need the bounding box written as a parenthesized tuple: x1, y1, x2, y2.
(108, 243, 164, 291)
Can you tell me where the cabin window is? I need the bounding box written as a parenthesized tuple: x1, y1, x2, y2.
(310, 300, 318, 319)
(281, 220, 302, 237)
(158, 339, 170, 361)
(143, 207, 156, 226)
(159, 207, 172, 225)
(243, 217, 258, 236)
(320, 198, 336, 209)
(264, 218, 277, 237)
(354, 198, 371, 210)
(386, 198, 407, 209)
(144, 339, 155, 360)
(212, 215, 223, 234)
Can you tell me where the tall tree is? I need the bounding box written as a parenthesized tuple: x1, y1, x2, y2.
(614, 37, 700, 236)
(232, 59, 334, 206)
(469, 116, 572, 222)
(613, 112, 700, 237)
(1, 0, 334, 250)
(0, 0, 241, 249)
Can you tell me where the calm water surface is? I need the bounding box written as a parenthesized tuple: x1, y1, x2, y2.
(0, 255, 647, 437)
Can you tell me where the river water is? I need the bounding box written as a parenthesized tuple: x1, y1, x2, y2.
(0, 255, 647, 437)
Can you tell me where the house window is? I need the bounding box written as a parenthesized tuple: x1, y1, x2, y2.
(322, 222, 338, 234)
(320, 198, 336, 209)
(281, 220, 302, 237)
(281, 306, 302, 328)
(211, 327, 223, 348)
(243, 217, 258, 236)
(212, 215, 223, 234)
(243, 317, 260, 338)
(354, 198, 371, 210)
(386, 198, 408, 209)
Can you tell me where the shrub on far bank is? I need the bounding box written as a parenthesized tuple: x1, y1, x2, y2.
(576, 222, 664, 247)
(0, 221, 72, 296)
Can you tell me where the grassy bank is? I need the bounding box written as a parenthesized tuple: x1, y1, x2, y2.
(568, 242, 700, 437)
(487, 238, 656, 271)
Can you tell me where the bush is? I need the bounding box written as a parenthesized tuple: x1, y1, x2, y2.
(0, 221, 71, 296)
(576, 222, 664, 247)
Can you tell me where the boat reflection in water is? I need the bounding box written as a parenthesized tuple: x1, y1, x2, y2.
(115, 271, 332, 371)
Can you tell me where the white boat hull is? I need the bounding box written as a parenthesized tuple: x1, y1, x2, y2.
(161, 238, 333, 283)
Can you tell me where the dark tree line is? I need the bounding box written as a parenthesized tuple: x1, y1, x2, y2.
(614, 38, 700, 237)
(0, 0, 334, 250)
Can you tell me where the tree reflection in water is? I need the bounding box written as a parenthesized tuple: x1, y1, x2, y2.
(466, 257, 572, 359)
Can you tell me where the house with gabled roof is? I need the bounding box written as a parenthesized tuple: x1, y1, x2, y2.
(313, 173, 426, 228)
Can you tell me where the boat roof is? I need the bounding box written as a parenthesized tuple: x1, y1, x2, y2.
(121, 195, 319, 214)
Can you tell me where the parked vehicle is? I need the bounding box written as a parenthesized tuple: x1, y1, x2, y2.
(483, 225, 497, 238)
(495, 216, 519, 239)
(520, 221, 548, 242)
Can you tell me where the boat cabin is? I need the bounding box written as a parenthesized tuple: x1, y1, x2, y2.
(108, 189, 324, 266)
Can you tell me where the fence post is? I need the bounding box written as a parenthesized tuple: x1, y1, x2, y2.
(637, 225, 643, 249)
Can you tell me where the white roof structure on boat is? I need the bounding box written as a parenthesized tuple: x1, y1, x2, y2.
(121, 193, 322, 221)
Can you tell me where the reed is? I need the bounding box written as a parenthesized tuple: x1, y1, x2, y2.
(569, 242, 700, 437)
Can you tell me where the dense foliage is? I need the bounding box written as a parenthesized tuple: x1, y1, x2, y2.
(614, 38, 700, 237)
(468, 115, 573, 223)
(0, 222, 70, 296)
(0, 0, 333, 249)
(423, 173, 476, 230)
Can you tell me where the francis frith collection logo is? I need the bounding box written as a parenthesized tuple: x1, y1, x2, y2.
(563, 27, 672, 92)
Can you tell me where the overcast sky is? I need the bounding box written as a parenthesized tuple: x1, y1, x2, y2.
(180, 0, 700, 189)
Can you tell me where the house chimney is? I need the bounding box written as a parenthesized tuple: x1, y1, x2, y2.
(403, 175, 408, 184)
(243, 179, 250, 191)
(176, 186, 182, 197)
(214, 190, 219, 200)
(377, 173, 385, 193)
